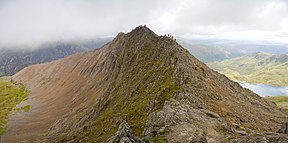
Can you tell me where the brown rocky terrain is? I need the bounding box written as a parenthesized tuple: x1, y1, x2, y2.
(2, 26, 288, 142)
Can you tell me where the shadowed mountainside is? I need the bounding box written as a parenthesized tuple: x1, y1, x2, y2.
(2, 26, 288, 142)
(0, 38, 111, 76)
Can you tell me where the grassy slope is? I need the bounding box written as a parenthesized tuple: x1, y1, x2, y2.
(0, 78, 28, 135)
(266, 96, 288, 110)
(44, 30, 182, 142)
(208, 53, 288, 86)
(84, 39, 180, 142)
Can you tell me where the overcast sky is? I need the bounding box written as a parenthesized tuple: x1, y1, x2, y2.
(1, 0, 288, 47)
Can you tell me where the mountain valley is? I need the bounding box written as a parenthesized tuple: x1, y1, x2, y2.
(208, 52, 288, 86)
(0, 26, 287, 143)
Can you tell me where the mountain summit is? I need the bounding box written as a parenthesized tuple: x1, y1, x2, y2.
(3, 26, 288, 142)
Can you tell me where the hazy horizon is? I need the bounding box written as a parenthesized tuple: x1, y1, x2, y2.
(1, 0, 288, 47)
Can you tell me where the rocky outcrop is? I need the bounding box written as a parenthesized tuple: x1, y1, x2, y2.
(4, 26, 288, 142)
(107, 121, 143, 143)
(142, 100, 225, 142)
(233, 133, 288, 143)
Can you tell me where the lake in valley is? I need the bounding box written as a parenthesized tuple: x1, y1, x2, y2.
(238, 82, 288, 96)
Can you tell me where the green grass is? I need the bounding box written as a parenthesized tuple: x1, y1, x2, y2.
(208, 53, 288, 86)
(0, 81, 29, 135)
(266, 96, 288, 110)
(151, 136, 168, 143)
(16, 105, 30, 112)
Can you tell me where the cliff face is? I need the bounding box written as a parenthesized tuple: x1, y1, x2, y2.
(3, 26, 287, 142)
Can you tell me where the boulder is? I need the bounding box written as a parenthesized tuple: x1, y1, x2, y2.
(108, 120, 143, 143)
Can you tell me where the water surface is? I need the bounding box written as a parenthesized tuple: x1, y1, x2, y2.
(238, 82, 288, 96)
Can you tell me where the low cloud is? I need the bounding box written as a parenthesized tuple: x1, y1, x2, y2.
(1, 0, 288, 47)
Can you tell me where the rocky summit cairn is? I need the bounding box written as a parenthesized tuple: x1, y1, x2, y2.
(4, 26, 288, 142)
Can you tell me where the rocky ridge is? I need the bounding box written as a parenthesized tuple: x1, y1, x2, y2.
(2, 26, 288, 142)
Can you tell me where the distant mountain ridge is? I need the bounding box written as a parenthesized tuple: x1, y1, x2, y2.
(208, 52, 288, 86)
(2, 26, 287, 142)
(186, 38, 288, 55)
(178, 40, 238, 62)
(0, 38, 112, 76)
(178, 37, 288, 63)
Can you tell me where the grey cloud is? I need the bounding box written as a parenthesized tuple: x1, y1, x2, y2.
(0, 0, 288, 47)
(167, 0, 288, 34)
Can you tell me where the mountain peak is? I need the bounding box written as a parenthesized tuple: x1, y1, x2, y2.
(114, 25, 178, 45)
(5, 26, 288, 143)
(131, 25, 154, 33)
(112, 25, 157, 43)
(128, 25, 178, 44)
(111, 25, 181, 54)
(128, 25, 157, 38)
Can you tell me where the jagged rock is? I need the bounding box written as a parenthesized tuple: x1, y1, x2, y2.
(158, 127, 166, 135)
(277, 122, 288, 134)
(143, 100, 229, 142)
(190, 136, 208, 143)
(200, 109, 220, 118)
(233, 133, 288, 143)
(234, 130, 248, 135)
(5, 26, 288, 142)
(108, 120, 143, 143)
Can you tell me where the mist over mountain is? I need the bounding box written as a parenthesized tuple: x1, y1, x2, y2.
(1, 0, 288, 47)
(0, 38, 111, 76)
(0, 0, 288, 143)
(2, 26, 287, 143)
(178, 39, 239, 63)
(178, 37, 288, 63)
